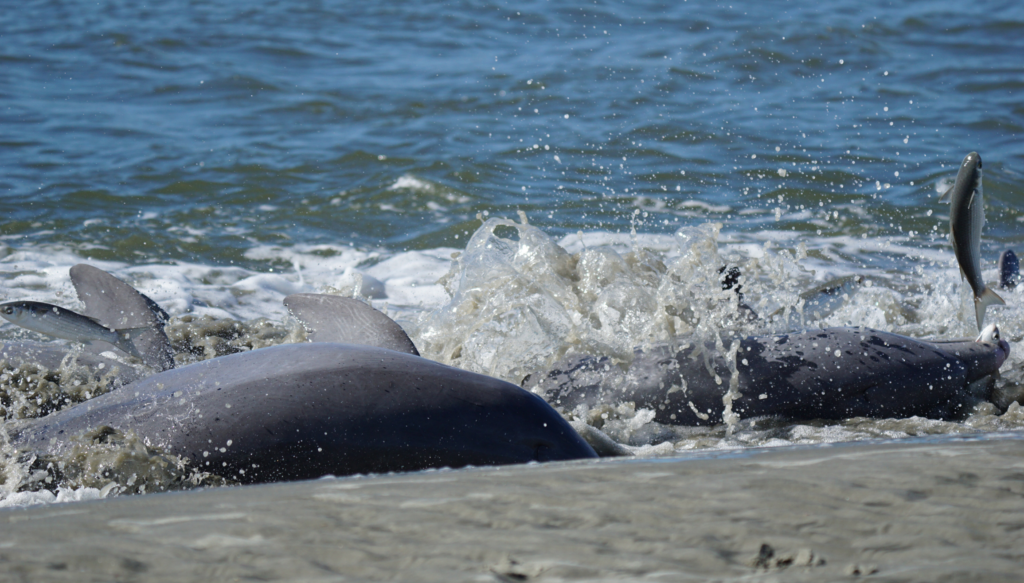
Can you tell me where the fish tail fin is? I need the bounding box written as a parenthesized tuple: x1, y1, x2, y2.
(974, 287, 1006, 331)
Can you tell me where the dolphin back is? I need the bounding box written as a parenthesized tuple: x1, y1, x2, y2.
(13, 343, 596, 483)
(530, 327, 1008, 425)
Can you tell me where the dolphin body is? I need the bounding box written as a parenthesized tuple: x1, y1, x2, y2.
(0, 341, 152, 388)
(10, 342, 599, 483)
(0, 265, 174, 392)
(526, 327, 1010, 425)
(282, 295, 1011, 425)
(10, 293, 598, 484)
(0, 265, 173, 377)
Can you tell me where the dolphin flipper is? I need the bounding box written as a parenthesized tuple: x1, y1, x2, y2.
(284, 293, 419, 356)
(69, 264, 176, 371)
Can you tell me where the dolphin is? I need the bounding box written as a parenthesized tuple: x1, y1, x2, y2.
(526, 326, 1010, 425)
(0, 301, 149, 361)
(10, 342, 598, 483)
(11, 295, 597, 482)
(0, 265, 174, 379)
(69, 264, 175, 371)
(0, 265, 173, 392)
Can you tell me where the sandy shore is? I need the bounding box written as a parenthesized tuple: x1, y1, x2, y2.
(2, 435, 1023, 582)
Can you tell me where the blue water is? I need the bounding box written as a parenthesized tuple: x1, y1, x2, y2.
(3, 0, 1023, 268)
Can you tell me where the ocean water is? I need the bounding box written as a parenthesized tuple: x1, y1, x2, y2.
(2, 0, 1024, 576)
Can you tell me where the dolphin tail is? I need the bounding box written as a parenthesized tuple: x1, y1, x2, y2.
(974, 287, 1006, 331)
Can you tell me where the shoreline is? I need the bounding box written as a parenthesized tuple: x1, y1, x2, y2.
(3, 434, 1022, 581)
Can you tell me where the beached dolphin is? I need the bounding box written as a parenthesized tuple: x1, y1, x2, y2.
(526, 326, 1010, 425)
(0, 265, 173, 394)
(10, 342, 597, 483)
(8, 294, 595, 483)
(0, 265, 174, 380)
(283, 294, 1011, 426)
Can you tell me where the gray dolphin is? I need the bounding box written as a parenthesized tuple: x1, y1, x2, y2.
(10, 342, 598, 483)
(69, 264, 175, 371)
(527, 327, 1010, 425)
(283, 295, 1010, 425)
(0, 265, 173, 392)
(0, 265, 174, 378)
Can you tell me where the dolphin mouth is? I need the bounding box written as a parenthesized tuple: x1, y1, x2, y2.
(967, 337, 1010, 383)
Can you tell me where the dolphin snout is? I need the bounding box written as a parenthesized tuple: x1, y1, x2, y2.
(964, 337, 1010, 383)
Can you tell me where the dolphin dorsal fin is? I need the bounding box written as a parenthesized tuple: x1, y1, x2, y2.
(70, 264, 176, 371)
(284, 293, 419, 356)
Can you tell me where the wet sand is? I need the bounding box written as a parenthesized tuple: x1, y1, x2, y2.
(2, 435, 1023, 582)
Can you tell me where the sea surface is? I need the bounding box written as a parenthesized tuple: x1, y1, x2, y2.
(2, 0, 1024, 579)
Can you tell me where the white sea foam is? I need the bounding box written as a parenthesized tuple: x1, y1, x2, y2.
(389, 175, 434, 192)
(0, 243, 457, 335)
(0, 487, 109, 509)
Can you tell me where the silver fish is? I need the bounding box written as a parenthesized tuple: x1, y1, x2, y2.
(939, 151, 1004, 331)
(0, 300, 145, 360)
